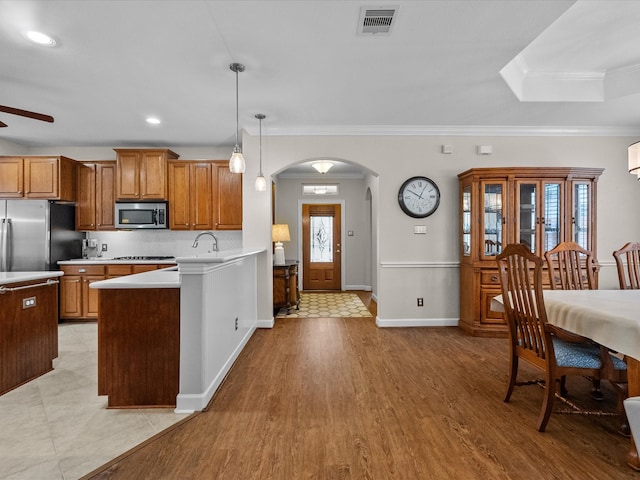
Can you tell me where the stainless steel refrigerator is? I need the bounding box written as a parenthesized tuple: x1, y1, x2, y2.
(0, 200, 83, 271)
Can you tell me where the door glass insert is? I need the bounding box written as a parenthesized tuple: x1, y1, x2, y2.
(483, 184, 503, 256)
(462, 186, 471, 257)
(519, 183, 536, 253)
(543, 183, 561, 252)
(310, 215, 333, 262)
(574, 183, 590, 249)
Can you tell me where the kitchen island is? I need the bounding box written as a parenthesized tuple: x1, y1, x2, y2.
(90, 249, 264, 411)
(0, 271, 63, 395)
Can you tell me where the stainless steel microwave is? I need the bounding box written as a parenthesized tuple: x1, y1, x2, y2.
(115, 202, 168, 229)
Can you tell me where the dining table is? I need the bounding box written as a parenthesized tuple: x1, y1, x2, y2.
(491, 289, 640, 470)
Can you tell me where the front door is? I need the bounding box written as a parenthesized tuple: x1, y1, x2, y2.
(302, 204, 341, 290)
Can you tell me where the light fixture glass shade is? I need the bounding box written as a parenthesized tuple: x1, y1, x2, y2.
(255, 175, 267, 191)
(312, 161, 334, 174)
(229, 148, 246, 173)
(630, 142, 640, 180)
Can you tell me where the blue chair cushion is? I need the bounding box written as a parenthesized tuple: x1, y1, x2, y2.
(553, 338, 603, 369)
(609, 352, 627, 370)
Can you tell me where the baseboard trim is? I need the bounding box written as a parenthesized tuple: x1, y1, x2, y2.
(257, 318, 275, 328)
(376, 317, 459, 328)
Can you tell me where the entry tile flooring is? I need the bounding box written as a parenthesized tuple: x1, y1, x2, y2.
(0, 323, 190, 480)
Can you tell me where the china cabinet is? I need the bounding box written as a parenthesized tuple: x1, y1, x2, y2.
(458, 167, 603, 337)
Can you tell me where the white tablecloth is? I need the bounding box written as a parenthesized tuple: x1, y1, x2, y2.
(491, 290, 640, 360)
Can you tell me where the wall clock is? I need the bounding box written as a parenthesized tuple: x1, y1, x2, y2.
(398, 176, 441, 218)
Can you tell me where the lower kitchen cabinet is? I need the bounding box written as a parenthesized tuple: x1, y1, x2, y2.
(59, 263, 172, 320)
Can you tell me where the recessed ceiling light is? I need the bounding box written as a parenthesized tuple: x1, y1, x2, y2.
(26, 31, 56, 46)
(146, 117, 161, 125)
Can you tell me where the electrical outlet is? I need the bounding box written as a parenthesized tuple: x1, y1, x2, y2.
(235, 317, 238, 330)
(101, 243, 108, 252)
(417, 298, 423, 307)
(23, 296, 36, 309)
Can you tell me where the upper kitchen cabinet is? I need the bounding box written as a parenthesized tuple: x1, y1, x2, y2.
(0, 156, 77, 201)
(168, 161, 213, 230)
(212, 160, 242, 230)
(114, 149, 178, 201)
(457, 166, 603, 337)
(76, 161, 116, 231)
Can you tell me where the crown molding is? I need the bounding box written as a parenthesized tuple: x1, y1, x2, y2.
(253, 124, 640, 137)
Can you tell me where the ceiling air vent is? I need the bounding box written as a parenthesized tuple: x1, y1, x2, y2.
(358, 6, 399, 35)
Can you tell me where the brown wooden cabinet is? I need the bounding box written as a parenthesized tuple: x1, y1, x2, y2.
(59, 265, 105, 319)
(168, 161, 213, 230)
(114, 149, 178, 200)
(0, 156, 76, 201)
(273, 261, 300, 315)
(458, 167, 603, 337)
(59, 263, 172, 320)
(76, 161, 116, 231)
(0, 277, 59, 395)
(212, 160, 243, 230)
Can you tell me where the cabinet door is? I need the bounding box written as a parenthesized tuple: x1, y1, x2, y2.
(480, 181, 505, 260)
(76, 164, 97, 230)
(517, 180, 563, 255)
(190, 162, 213, 230)
(24, 157, 58, 198)
(213, 161, 242, 230)
(570, 181, 594, 251)
(139, 151, 167, 200)
(116, 152, 140, 199)
(96, 163, 116, 230)
(0, 158, 24, 197)
(60, 276, 83, 318)
(168, 162, 191, 229)
(83, 276, 103, 318)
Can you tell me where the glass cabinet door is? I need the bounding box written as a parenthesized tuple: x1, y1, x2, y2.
(572, 182, 591, 250)
(542, 182, 562, 252)
(482, 182, 504, 258)
(462, 186, 471, 257)
(518, 182, 537, 253)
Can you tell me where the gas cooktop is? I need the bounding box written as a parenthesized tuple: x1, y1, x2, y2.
(112, 256, 175, 261)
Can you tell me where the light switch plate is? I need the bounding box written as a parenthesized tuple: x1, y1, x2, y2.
(414, 225, 427, 234)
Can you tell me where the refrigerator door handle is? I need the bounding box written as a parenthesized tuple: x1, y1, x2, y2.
(0, 218, 6, 272)
(5, 218, 12, 271)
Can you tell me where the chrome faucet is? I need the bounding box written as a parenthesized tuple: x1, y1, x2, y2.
(192, 231, 219, 252)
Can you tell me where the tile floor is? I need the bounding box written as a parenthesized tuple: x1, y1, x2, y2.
(0, 323, 190, 480)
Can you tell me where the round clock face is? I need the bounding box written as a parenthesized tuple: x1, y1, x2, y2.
(398, 176, 441, 218)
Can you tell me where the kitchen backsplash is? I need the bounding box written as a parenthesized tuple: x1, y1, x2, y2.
(84, 230, 242, 258)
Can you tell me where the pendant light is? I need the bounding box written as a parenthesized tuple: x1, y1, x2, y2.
(229, 63, 246, 173)
(255, 113, 267, 191)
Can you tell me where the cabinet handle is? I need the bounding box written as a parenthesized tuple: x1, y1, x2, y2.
(491, 275, 498, 282)
(79, 268, 87, 273)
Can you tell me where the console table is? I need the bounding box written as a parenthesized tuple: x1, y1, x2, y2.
(273, 261, 300, 315)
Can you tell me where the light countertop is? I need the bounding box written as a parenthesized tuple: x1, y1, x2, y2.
(175, 248, 265, 264)
(90, 267, 180, 289)
(58, 258, 178, 265)
(0, 271, 64, 286)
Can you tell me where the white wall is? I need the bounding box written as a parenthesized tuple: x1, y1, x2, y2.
(239, 133, 640, 325)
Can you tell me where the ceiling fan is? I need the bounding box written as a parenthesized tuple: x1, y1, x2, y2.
(0, 105, 54, 128)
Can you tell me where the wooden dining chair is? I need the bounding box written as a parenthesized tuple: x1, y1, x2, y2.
(545, 242, 629, 434)
(613, 242, 640, 290)
(497, 243, 604, 432)
(544, 241, 595, 290)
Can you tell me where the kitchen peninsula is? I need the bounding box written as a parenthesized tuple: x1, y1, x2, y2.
(90, 248, 264, 412)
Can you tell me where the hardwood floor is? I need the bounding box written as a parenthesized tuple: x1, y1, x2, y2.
(84, 294, 635, 479)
